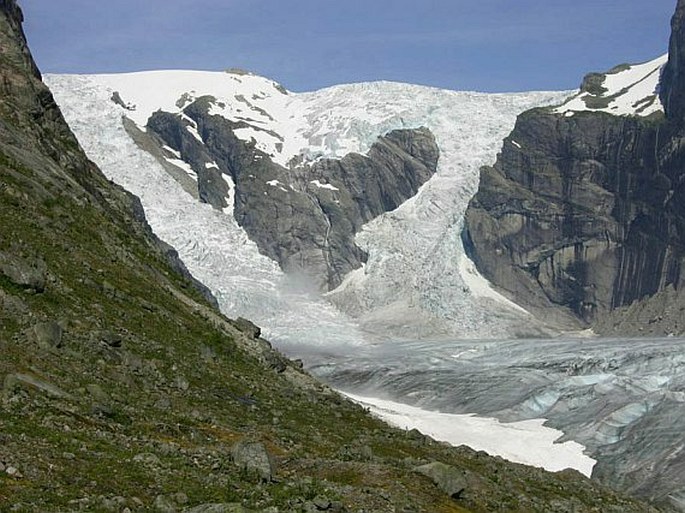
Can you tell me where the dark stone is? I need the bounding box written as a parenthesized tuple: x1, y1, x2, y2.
(230, 440, 275, 482)
(95, 330, 123, 348)
(183, 504, 252, 513)
(90, 402, 115, 418)
(580, 72, 608, 96)
(110, 91, 135, 111)
(147, 100, 439, 290)
(313, 496, 332, 510)
(31, 320, 63, 349)
(414, 462, 467, 500)
(0, 252, 47, 292)
(234, 317, 261, 339)
(3, 372, 73, 400)
(263, 349, 287, 373)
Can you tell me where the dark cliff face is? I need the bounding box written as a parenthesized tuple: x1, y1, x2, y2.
(662, 0, 685, 122)
(147, 99, 439, 290)
(464, 110, 680, 325)
(464, 2, 685, 331)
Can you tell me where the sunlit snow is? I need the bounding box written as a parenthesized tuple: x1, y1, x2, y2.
(345, 392, 596, 476)
(554, 54, 667, 117)
(310, 179, 339, 191)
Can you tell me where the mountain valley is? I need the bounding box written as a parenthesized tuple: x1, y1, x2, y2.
(2, 0, 685, 511)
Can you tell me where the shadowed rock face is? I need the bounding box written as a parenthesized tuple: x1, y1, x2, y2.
(147, 101, 439, 290)
(662, 0, 685, 123)
(0, 0, 217, 308)
(464, 0, 685, 333)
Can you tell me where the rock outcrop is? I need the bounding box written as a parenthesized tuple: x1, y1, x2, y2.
(146, 99, 439, 290)
(662, 0, 685, 122)
(464, 0, 685, 334)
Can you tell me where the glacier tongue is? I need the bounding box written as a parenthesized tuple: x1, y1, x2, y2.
(301, 82, 571, 337)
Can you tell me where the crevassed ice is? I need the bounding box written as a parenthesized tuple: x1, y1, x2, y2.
(46, 72, 569, 345)
(46, 73, 368, 351)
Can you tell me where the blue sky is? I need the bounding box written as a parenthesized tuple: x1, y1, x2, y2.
(19, 0, 675, 93)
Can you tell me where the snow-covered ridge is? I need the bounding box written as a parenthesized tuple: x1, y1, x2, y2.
(89, 69, 307, 167)
(554, 54, 667, 117)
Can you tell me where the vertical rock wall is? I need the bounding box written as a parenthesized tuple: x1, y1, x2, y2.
(464, 0, 685, 331)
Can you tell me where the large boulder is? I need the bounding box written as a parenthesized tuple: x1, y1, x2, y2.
(414, 461, 467, 499)
(230, 440, 275, 482)
(0, 252, 47, 292)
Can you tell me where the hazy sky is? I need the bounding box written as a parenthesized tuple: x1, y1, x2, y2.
(19, 0, 675, 93)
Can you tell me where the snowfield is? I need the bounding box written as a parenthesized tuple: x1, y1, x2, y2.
(344, 392, 596, 477)
(554, 54, 667, 117)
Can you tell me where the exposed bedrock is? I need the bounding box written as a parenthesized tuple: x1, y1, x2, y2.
(464, 0, 685, 333)
(146, 100, 439, 290)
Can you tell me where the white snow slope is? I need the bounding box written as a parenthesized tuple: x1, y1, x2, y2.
(554, 54, 667, 117)
(345, 392, 595, 477)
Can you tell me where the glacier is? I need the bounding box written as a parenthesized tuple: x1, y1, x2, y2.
(46, 71, 569, 343)
(45, 70, 685, 506)
(312, 336, 685, 505)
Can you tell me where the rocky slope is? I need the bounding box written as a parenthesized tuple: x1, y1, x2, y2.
(464, 0, 685, 335)
(0, 1, 664, 512)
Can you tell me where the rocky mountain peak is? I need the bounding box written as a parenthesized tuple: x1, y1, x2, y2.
(661, 0, 685, 121)
(0, 0, 40, 79)
(464, 0, 685, 337)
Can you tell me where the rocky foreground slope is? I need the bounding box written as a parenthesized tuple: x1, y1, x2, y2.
(464, 0, 685, 337)
(0, 1, 665, 513)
